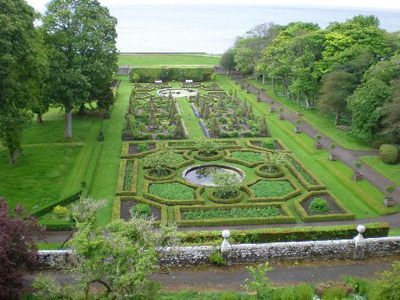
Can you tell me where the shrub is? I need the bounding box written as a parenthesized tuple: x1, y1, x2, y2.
(184, 207, 281, 220)
(309, 198, 330, 213)
(196, 137, 221, 155)
(231, 151, 263, 163)
(212, 172, 241, 199)
(379, 144, 398, 164)
(219, 291, 239, 300)
(262, 140, 275, 150)
(131, 204, 152, 218)
(53, 205, 68, 218)
(368, 261, 400, 300)
(294, 284, 314, 300)
(342, 276, 370, 296)
(209, 252, 225, 266)
(322, 287, 347, 300)
(137, 143, 149, 153)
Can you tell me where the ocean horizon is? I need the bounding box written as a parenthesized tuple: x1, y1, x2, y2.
(33, 3, 400, 54)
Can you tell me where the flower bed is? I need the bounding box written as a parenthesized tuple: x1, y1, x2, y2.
(255, 164, 285, 178)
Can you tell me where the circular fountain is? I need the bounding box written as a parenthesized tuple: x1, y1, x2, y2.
(182, 164, 245, 187)
(157, 88, 198, 98)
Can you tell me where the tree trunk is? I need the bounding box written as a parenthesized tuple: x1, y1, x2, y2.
(272, 77, 276, 93)
(262, 74, 265, 85)
(37, 113, 43, 124)
(65, 110, 73, 139)
(228, 69, 230, 75)
(78, 103, 85, 115)
(297, 92, 301, 105)
(305, 97, 312, 109)
(335, 111, 340, 125)
(9, 151, 15, 164)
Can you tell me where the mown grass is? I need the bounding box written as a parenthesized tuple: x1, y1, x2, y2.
(360, 156, 400, 187)
(216, 75, 398, 218)
(389, 227, 400, 236)
(118, 54, 220, 66)
(246, 78, 371, 150)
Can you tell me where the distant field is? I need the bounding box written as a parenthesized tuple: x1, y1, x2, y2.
(117, 54, 220, 66)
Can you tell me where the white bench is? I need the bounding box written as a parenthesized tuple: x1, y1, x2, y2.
(155, 80, 163, 84)
(185, 80, 193, 83)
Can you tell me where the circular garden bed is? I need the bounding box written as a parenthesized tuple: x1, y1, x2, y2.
(120, 200, 161, 222)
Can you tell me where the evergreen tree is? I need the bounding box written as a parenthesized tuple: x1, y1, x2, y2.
(174, 120, 186, 139)
(210, 117, 221, 137)
(259, 116, 269, 136)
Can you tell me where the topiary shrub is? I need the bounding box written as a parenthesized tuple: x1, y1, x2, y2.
(137, 143, 149, 153)
(53, 205, 68, 218)
(379, 144, 398, 165)
(262, 140, 275, 150)
(131, 204, 152, 218)
(309, 198, 330, 213)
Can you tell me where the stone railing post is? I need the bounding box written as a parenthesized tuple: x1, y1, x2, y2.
(353, 225, 366, 260)
(221, 230, 232, 254)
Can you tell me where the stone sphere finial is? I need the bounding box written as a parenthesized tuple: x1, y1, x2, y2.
(357, 225, 366, 234)
(222, 230, 231, 239)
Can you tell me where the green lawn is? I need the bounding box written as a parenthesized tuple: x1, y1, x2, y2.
(118, 54, 220, 67)
(360, 156, 400, 186)
(246, 79, 371, 150)
(216, 75, 397, 218)
(389, 227, 400, 236)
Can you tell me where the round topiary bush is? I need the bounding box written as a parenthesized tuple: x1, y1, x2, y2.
(53, 205, 68, 218)
(309, 198, 330, 213)
(379, 144, 398, 165)
(131, 203, 152, 218)
(262, 140, 275, 150)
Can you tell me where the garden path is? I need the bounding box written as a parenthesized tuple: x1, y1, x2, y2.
(234, 76, 400, 206)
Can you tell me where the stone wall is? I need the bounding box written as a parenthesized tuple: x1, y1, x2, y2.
(38, 236, 400, 269)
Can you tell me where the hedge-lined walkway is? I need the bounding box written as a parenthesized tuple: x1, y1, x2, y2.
(234, 76, 400, 205)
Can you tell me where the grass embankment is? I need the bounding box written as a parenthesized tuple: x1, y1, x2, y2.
(0, 110, 103, 212)
(118, 54, 220, 67)
(217, 75, 398, 218)
(246, 78, 371, 150)
(360, 156, 400, 187)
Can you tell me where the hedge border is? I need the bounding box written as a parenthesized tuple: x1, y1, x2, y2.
(194, 151, 223, 162)
(247, 178, 302, 203)
(294, 191, 355, 222)
(255, 164, 285, 178)
(224, 149, 264, 168)
(141, 150, 195, 170)
(175, 202, 296, 227)
(179, 222, 390, 245)
(286, 155, 326, 191)
(112, 196, 168, 226)
(165, 139, 242, 151)
(208, 189, 244, 204)
(245, 139, 291, 153)
(144, 168, 176, 182)
(38, 220, 75, 231)
(31, 190, 82, 218)
(121, 141, 159, 159)
(115, 159, 139, 196)
(143, 179, 205, 206)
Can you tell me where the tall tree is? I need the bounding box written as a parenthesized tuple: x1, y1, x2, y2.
(382, 79, 400, 139)
(220, 48, 236, 74)
(0, 0, 47, 163)
(42, 0, 117, 139)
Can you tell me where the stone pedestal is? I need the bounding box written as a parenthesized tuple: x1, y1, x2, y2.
(279, 114, 285, 120)
(295, 127, 301, 133)
(329, 154, 337, 161)
(353, 173, 363, 181)
(315, 143, 323, 149)
(354, 225, 366, 260)
(269, 108, 275, 113)
(384, 197, 395, 207)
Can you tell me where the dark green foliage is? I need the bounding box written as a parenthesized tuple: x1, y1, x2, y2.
(137, 143, 149, 153)
(30, 190, 82, 218)
(342, 276, 370, 296)
(231, 151, 263, 163)
(368, 261, 400, 300)
(123, 161, 133, 191)
(184, 207, 281, 220)
(129, 67, 214, 82)
(309, 198, 330, 213)
(262, 140, 275, 150)
(379, 144, 398, 164)
(131, 204, 152, 218)
(251, 181, 294, 198)
(209, 252, 225, 266)
(220, 49, 236, 74)
(149, 183, 194, 200)
(287, 157, 316, 185)
(174, 120, 186, 139)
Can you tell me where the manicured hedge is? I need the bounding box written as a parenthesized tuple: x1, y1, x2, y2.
(294, 191, 355, 222)
(247, 178, 302, 203)
(143, 179, 205, 206)
(379, 144, 398, 164)
(112, 196, 168, 226)
(208, 187, 247, 204)
(175, 202, 296, 227)
(224, 149, 264, 168)
(166, 140, 241, 150)
(129, 67, 214, 83)
(144, 168, 176, 181)
(194, 151, 223, 162)
(30, 190, 82, 218)
(38, 219, 74, 231)
(179, 222, 389, 245)
(245, 139, 291, 153)
(255, 164, 285, 178)
(286, 155, 326, 191)
(116, 159, 139, 196)
(121, 142, 158, 159)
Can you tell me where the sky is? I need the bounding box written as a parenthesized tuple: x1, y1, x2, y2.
(26, 0, 400, 12)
